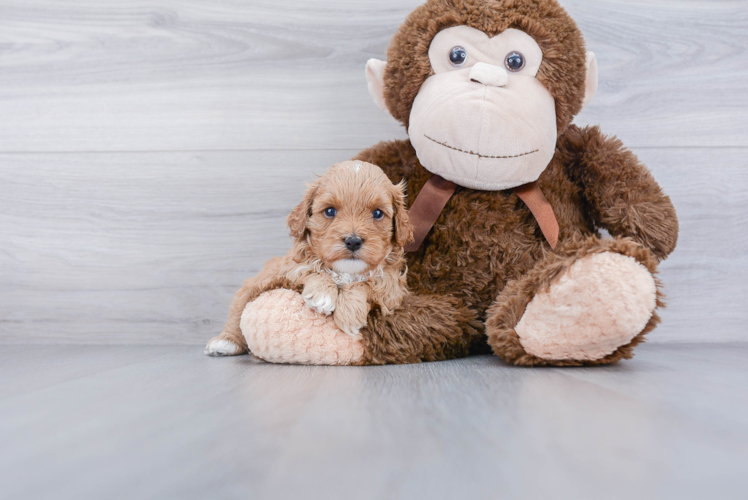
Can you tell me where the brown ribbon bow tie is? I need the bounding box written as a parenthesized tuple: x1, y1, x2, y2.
(403, 175, 559, 253)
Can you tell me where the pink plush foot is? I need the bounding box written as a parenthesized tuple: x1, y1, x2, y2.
(515, 252, 657, 361)
(240, 288, 364, 365)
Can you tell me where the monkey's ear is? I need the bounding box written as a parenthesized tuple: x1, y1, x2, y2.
(288, 184, 317, 240)
(366, 58, 389, 113)
(391, 180, 414, 248)
(581, 52, 598, 110)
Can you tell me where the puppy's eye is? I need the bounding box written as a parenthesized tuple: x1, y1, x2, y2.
(372, 209, 384, 220)
(505, 51, 525, 72)
(324, 207, 337, 218)
(449, 46, 467, 67)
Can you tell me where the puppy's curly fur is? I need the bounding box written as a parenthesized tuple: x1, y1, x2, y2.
(207, 161, 413, 353)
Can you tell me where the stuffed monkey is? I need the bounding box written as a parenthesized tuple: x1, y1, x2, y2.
(206, 0, 678, 367)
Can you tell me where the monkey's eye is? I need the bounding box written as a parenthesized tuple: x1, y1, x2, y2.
(449, 46, 467, 67)
(324, 207, 337, 218)
(505, 52, 525, 72)
(372, 209, 384, 220)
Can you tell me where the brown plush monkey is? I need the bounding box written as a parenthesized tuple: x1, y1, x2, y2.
(207, 0, 678, 367)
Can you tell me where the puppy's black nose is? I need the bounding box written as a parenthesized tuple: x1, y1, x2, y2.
(344, 236, 363, 252)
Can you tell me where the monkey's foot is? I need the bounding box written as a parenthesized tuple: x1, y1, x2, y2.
(240, 288, 364, 365)
(517, 251, 656, 360)
(487, 239, 662, 366)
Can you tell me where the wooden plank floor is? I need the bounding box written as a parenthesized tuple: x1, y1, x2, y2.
(1, 343, 747, 500)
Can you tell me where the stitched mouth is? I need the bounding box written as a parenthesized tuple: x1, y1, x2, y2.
(424, 134, 538, 159)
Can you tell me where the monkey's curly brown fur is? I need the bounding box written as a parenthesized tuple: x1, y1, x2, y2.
(356, 294, 483, 365)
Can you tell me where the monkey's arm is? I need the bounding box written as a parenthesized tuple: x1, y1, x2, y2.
(562, 125, 679, 260)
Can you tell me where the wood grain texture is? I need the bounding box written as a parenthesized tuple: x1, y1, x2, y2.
(0, 0, 746, 152)
(1, 147, 745, 345)
(0, 149, 357, 344)
(1, 345, 747, 499)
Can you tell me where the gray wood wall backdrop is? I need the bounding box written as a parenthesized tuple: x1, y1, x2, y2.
(1, 0, 746, 345)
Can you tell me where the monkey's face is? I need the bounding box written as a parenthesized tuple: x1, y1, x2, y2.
(408, 27, 558, 191)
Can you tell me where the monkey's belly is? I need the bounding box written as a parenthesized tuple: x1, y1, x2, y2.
(407, 221, 539, 312)
(405, 187, 590, 314)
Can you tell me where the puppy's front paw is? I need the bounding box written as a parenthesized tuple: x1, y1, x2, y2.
(335, 317, 366, 336)
(304, 290, 337, 316)
(334, 283, 369, 336)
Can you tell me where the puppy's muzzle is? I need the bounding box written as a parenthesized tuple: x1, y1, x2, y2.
(344, 236, 363, 253)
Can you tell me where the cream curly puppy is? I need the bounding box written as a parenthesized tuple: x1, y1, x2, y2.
(205, 160, 413, 356)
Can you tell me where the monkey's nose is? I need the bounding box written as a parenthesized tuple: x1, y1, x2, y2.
(469, 62, 508, 87)
(344, 236, 363, 252)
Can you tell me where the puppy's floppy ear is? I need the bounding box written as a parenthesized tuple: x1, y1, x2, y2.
(391, 180, 413, 248)
(288, 182, 318, 240)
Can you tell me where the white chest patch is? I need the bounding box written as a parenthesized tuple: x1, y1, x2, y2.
(325, 268, 369, 287)
(331, 258, 370, 275)
(326, 262, 384, 287)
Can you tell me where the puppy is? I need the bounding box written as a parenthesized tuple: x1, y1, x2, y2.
(205, 160, 413, 356)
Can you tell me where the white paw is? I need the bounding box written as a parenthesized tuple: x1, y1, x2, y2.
(303, 292, 336, 316)
(204, 339, 240, 357)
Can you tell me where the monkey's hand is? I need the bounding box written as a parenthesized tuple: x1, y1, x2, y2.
(563, 125, 678, 260)
(333, 283, 370, 336)
(302, 273, 338, 316)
